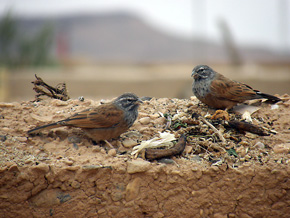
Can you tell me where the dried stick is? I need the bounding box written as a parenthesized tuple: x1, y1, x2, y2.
(32, 74, 70, 101)
(199, 116, 227, 145)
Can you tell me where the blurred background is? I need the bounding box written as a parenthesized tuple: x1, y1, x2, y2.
(0, 0, 289, 102)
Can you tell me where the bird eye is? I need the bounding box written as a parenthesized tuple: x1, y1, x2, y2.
(198, 67, 204, 72)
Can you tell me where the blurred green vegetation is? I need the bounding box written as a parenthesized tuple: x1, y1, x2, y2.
(0, 11, 55, 68)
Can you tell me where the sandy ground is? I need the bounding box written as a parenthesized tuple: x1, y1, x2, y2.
(0, 90, 290, 217)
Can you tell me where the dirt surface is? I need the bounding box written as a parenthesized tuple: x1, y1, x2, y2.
(0, 94, 290, 217)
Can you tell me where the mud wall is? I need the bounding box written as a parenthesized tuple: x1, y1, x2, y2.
(0, 160, 289, 218)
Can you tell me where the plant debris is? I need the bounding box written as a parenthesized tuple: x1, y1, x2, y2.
(131, 132, 176, 158)
(225, 120, 270, 136)
(145, 134, 187, 160)
(32, 74, 70, 102)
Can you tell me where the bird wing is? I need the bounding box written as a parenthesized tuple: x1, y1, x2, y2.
(60, 103, 124, 129)
(210, 74, 257, 102)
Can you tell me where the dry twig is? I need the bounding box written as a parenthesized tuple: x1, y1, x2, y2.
(32, 74, 70, 102)
(199, 116, 227, 146)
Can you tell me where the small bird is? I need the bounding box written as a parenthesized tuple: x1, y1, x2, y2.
(28, 93, 143, 144)
(191, 65, 281, 109)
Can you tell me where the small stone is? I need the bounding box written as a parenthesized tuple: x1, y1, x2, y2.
(111, 192, 124, 202)
(125, 177, 142, 201)
(92, 146, 102, 152)
(78, 96, 85, 101)
(55, 129, 68, 139)
(2, 127, 12, 133)
(108, 149, 117, 157)
(236, 147, 246, 157)
(24, 157, 35, 164)
(239, 141, 249, 146)
(51, 99, 69, 106)
(98, 209, 106, 214)
(71, 181, 81, 189)
(122, 138, 138, 148)
(31, 163, 49, 173)
(17, 136, 27, 142)
(30, 189, 71, 207)
(271, 104, 279, 110)
(191, 155, 202, 162)
(273, 143, 290, 154)
(158, 158, 175, 164)
(254, 141, 265, 149)
(138, 117, 151, 125)
(245, 132, 257, 139)
(127, 159, 151, 174)
(68, 136, 82, 143)
(64, 166, 80, 171)
(0, 135, 7, 142)
(184, 145, 193, 154)
(155, 117, 167, 125)
(63, 159, 74, 166)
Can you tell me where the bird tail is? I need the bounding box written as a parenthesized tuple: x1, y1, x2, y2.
(27, 122, 61, 135)
(257, 92, 281, 103)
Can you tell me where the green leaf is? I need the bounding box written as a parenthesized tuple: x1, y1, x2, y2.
(226, 148, 238, 157)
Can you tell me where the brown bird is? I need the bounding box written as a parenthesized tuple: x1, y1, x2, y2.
(28, 93, 143, 144)
(191, 65, 281, 109)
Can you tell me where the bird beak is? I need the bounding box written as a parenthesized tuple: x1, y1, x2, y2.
(137, 98, 143, 104)
(191, 70, 197, 79)
(191, 70, 196, 77)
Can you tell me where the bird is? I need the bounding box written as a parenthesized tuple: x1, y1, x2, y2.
(28, 93, 143, 145)
(191, 65, 281, 109)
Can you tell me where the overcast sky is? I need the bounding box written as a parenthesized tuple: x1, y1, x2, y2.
(0, 0, 289, 52)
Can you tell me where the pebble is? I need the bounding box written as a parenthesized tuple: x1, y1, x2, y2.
(184, 145, 193, 154)
(127, 159, 151, 174)
(236, 147, 246, 157)
(254, 141, 265, 149)
(155, 117, 167, 125)
(191, 155, 202, 162)
(31, 163, 50, 173)
(71, 181, 81, 189)
(92, 146, 102, 152)
(1, 127, 11, 133)
(63, 159, 74, 166)
(245, 132, 257, 139)
(30, 189, 71, 207)
(273, 143, 290, 154)
(271, 105, 279, 110)
(16, 136, 27, 142)
(68, 136, 82, 143)
(55, 129, 68, 139)
(108, 149, 117, 157)
(51, 99, 69, 106)
(138, 117, 151, 125)
(122, 138, 138, 148)
(111, 192, 124, 202)
(125, 177, 142, 201)
(158, 158, 175, 164)
(0, 135, 7, 142)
